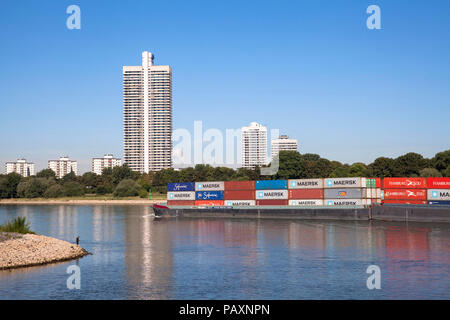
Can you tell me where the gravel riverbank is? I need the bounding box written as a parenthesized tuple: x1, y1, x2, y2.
(0, 232, 90, 270)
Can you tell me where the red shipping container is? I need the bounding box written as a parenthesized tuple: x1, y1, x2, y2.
(383, 189, 427, 200)
(427, 177, 450, 189)
(167, 200, 195, 206)
(288, 189, 324, 199)
(256, 200, 288, 206)
(382, 200, 427, 205)
(383, 178, 427, 189)
(224, 190, 255, 200)
(224, 180, 255, 190)
(195, 200, 224, 206)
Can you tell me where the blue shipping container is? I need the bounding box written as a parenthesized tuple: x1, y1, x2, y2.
(167, 182, 195, 192)
(195, 191, 224, 200)
(255, 180, 287, 190)
(428, 200, 450, 205)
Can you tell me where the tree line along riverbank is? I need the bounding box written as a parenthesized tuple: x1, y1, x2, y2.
(0, 150, 448, 200)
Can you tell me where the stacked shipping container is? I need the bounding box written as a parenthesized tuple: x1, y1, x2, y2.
(166, 177, 449, 207)
(427, 178, 450, 205)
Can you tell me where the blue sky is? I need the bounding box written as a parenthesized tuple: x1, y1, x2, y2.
(0, 0, 449, 173)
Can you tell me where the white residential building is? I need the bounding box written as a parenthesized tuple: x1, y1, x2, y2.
(92, 154, 122, 175)
(48, 156, 78, 179)
(241, 122, 268, 169)
(271, 135, 298, 160)
(123, 51, 172, 173)
(5, 159, 35, 177)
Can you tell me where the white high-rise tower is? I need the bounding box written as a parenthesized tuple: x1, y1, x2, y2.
(241, 122, 268, 169)
(123, 51, 172, 173)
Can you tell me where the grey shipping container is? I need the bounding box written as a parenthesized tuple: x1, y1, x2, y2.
(324, 188, 365, 199)
(324, 177, 365, 188)
(427, 189, 450, 201)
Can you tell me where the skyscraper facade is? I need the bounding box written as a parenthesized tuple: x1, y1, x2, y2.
(123, 51, 172, 173)
(48, 156, 78, 178)
(241, 122, 268, 169)
(92, 154, 122, 175)
(271, 135, 298, 160)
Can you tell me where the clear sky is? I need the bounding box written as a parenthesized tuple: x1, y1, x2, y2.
(0, 0, 449, 173)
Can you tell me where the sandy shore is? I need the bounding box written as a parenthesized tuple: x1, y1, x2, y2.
(0, 232, 90, 270)
(0, 199, 165, 205)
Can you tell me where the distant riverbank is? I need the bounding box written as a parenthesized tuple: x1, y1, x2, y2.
(0, 232, 90, 270)
(0, 198, 164, 205)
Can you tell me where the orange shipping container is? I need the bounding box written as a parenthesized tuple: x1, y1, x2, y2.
(224, 181, 256, 190)
(288, 189, 324, 199)
(167, 200, 195, 206)
(195, 200, 224, 206)
(224, 190, 255, 200)
(383, 178, 427, 189)
(256, 200, 288, 206)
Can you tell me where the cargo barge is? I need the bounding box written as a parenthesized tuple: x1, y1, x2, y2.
(152, 203, 450, 223)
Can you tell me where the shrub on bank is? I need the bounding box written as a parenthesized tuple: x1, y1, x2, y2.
(44, 184, 64, 198)
(63, 182, 85, 197)
(113, 179, 142, 197)
(0, 216, 34, 234)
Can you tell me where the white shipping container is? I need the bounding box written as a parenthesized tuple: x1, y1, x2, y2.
(288, 179, 324, 189)
(167, 191, 196, 200)
(195, 181, 224, 191)
(324, 177, 366, 188)
(377, 188, 382, 199)
(225, 200, 256, 206)
(325, 199, 369, 206)
(256, 189, 288, 200)
(427, 189, 450, 201)
(289, 199, 324, 206)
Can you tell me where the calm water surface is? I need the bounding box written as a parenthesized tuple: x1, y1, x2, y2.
(0, 205, 449, 299)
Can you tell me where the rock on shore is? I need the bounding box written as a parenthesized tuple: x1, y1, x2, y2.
(0, 232, 89, 270)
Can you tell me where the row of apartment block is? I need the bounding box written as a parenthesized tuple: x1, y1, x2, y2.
(5, 155, 122, 178)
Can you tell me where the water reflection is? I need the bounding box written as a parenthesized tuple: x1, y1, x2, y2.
(0, 205, 449, 299)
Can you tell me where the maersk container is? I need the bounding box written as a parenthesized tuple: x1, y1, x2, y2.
(195, 181, 224, 191)
(288, 179, 323, 189)
(195, 191, 224, 200)
(325, 199, 368, 206)
(428, 200, 450, 205)
(167, 191, 195, 200)
(324, 188, 365, 199)
(427, 189, 450, 201)
(289, 199, 324, 206)
(255, 180, 287, 190)
(427, 178, 450, 189)
(167, 182, 195, 192)
(225, 200, 256, 206)
(324, 177, 365, 188)
(256, 189, 288, 200)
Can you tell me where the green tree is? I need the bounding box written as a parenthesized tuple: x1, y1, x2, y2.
(17, 178, 54, 198)
(431, 150, 450, 174)
(62, 171, 78, 183)
(44, 184, 64, 198)
(330, 165, 351, 178)
(112, 164, 137, 185)
(0, 173, 22, 198)
(368, 157, 396, 178)
(63, 182, 85, 197)
(275, 151, 304, 179)
(348, 162, 369, 177)
(419, 168, 442, 177)
(394, 152, 429, 177)
(36, 169, 56, 179)
(113, 179, 142, 197)
(444, 166, 450, 177)
(81, 172, 99, 193)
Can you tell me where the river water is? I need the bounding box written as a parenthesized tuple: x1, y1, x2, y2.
(0, 205, 449, 299)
